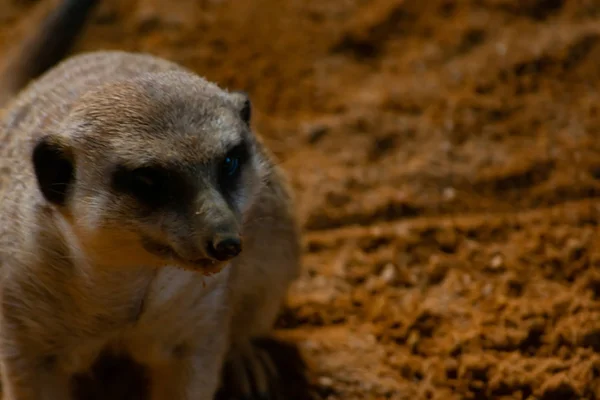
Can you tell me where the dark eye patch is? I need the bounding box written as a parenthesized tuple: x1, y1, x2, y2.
(112, 164, 187, 208)
(217, 140, 250, 196)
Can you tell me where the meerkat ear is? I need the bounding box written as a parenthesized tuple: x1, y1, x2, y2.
(229, 91, 251, 125)
(32, 135, 75, 206)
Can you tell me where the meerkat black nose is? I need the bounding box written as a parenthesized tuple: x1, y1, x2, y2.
(210, 236, 242, 261)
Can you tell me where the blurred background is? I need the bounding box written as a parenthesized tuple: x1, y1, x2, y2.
(1, 0, 599, 398)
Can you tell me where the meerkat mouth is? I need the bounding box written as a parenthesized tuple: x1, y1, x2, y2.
(140, 236, 220, 271)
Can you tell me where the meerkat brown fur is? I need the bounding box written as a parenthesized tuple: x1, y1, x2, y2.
(0, 2, 302, 400)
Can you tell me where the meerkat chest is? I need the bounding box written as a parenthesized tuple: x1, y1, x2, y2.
(52, 266, 231, 376)
(121, 266, 232, 366)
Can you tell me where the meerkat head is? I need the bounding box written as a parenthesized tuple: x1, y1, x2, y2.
(30, 70, 270, 273)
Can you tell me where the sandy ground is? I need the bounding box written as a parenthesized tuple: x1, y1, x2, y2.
(1, 0, 600, 399)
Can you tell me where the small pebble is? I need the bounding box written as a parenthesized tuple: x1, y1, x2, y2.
(489, 254, 504, 269)
(380, 263, 397, 283)
(318, 376, 334, 387)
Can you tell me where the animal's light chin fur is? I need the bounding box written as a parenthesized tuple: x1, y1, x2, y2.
(55, 210, 229, 274)
(171, 260, 228, 276)
(53, 212, 150, 269)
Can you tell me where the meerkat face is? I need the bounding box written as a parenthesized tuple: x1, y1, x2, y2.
(30, 71, 270, 273)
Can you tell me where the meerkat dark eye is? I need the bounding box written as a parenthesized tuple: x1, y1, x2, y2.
(218, 141, 249, 193)
(222, 155, 239, 177)
(112, 165, 174, 207)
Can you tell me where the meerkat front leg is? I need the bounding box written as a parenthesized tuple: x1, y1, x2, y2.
(149, 339, 229, 400)
(150, 358, 222, 400)
(217, 339, 280, 399)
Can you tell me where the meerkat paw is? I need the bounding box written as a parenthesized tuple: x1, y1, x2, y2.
(214, 337, 311, 400)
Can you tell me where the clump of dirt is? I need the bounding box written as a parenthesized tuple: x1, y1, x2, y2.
(2, 0, 599, 398)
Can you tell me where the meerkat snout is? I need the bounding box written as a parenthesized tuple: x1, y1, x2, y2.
(208, 235, 242, 261)
(167, 223, 243, 265)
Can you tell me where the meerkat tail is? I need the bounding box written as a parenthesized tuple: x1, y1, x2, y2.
(0, 0, 100, 107)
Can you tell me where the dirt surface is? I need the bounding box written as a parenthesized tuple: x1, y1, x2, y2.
(2, 0, 600, 398)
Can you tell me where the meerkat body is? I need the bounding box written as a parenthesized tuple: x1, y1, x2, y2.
(0, 15, 301, 400)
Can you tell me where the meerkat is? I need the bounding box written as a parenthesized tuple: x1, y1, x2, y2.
(0, 1, 302, 399)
